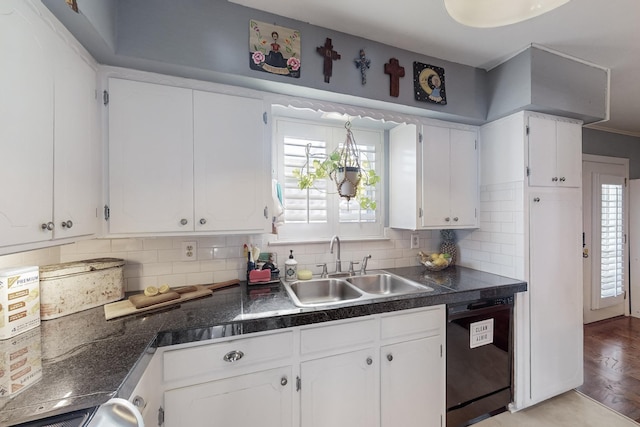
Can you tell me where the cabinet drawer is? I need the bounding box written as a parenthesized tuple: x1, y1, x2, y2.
(163, 331, 293, 383)
(381, 306, 444, 341)
(300, 318, 376, 356)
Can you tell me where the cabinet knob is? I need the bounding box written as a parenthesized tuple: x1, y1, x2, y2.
(366, 357, 373, 365)
(280, 377, 288, 386)
(180, 218, 188, 226)
(559, 177, 566, 182)
(453, 217, 459, 222)
(445, 217, 450, 222)
(61, 220, 73, 229)
(223, 350, 244, 363)
(533, 197, 541, 202)
(552, 177, 558, 182)
(132, 395, 146, 409)
(387, 353, 393, 362)
(41, 221, 54, 231)
(199, 218, 207, 225)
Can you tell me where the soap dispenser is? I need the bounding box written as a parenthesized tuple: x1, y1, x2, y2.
(284, 250, 298, 282)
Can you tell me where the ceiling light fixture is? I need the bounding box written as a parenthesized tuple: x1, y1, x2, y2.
(444, 0, 570, 28)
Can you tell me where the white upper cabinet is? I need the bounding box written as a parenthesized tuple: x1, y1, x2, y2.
(0, 0, 99, 252)
(389, 122, 478, 230)
(0, 1, 55, 248)
(193, 90, 270, 234)
(107, 79, 270, 235)
(53, 40, 101, 240)
(108, 78, 194, 234)
(527, 115, 582, 187)
(422, 125, 478, 228)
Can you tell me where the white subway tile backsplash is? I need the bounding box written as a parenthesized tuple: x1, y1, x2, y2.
(111, 238, 144, 252)
(456, 180, 525, 280)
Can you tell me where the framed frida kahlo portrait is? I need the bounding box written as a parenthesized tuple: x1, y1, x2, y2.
(249, 20, 301, 78)
(413, 62, 447, 105)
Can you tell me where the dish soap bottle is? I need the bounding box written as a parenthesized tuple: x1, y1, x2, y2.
(284, 250, 298, 282)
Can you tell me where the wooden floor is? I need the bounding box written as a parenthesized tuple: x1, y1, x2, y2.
(578, 316, 640, 423)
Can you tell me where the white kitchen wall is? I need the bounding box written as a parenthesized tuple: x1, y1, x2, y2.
(0, 228, 435, 292)
(456, 182, 526, 280)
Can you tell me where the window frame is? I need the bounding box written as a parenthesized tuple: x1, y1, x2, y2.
(273, 115, 385, 242)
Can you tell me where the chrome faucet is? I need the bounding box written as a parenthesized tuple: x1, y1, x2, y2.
(329, 235, 341, 273)
(360, 254, 372, 275)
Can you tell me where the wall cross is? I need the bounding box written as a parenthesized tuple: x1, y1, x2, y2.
(384, 58, 405, 97)
(317, 38, 341, 83)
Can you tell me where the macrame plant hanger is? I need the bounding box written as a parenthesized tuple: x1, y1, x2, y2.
(332, 121, 361, 201)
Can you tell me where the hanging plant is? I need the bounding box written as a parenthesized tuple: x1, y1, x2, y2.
(292, 122, 380, 210)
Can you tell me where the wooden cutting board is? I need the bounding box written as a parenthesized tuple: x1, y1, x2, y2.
(103, 280, 240, 320)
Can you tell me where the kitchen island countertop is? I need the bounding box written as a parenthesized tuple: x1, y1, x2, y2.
(0, 265, 526, 426)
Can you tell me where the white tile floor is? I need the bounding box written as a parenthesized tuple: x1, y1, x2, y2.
(475, 391, 640, 427)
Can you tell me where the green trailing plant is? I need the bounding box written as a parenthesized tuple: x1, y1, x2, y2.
(292, 148, 380, 210)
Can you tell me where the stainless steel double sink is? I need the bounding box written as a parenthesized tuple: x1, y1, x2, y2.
(282, 271, 433, 308)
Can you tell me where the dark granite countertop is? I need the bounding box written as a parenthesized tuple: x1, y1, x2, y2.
(0, 265, 526, 426)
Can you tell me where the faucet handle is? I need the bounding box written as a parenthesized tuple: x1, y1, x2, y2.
(348, 261, 360, 276)
(316, 263, 328, 278)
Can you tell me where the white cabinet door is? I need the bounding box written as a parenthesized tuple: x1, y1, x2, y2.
(528, 116, 581, 188)
(193, 91, 269, 233)
(108, 79, 194, 233)
(0, 0, 54, 247)
(389, 123, 419, 230)
(164, 367, 292, 427)
(449, 129, 478, 227)
(556, 120, 582, 187)
(381, 336, 444, 427)
(422, 125, 451, 227)
(53, 41, 99, 239)
(422, 125, 478, 228)
(300, 349, 377, 427)
(528, 189, 583, 403)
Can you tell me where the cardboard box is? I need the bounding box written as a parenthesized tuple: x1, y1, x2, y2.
(39, 258, 124, 320)
(0, 326, 42, 396)
(0, 266, 40, 340)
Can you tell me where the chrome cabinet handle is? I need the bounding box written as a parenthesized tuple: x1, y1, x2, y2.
(199, 218, 207, 225)
(180, 218, 188, 226)
(281, 377, 288, 386)
(533, 197, 540, 202)
(61, 220, 73, 229)
(445, 217, 450, 222)
(453, 217, 459, 222)
(559, 177, 566, 182)
(223, 350, 244, 362)
(552, 177, 558, 182)
(41, 221, 54, 231)
(366, 357, 373, 365)
(387, 353, 393, 362)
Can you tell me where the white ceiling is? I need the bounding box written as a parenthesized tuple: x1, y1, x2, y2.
(230, 0, 640, 137)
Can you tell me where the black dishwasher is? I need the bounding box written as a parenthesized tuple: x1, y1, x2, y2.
(446, 296, 514, 427)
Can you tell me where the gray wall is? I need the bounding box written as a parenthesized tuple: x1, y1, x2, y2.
(583, 128, 640, 178)
(486, 46, 608, 125)
(49, 0, 488, 125)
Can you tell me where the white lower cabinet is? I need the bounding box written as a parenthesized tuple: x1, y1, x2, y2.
(381, 336, 443, 427)
(136, 306, 445, 427)
(164, 367, 293, 427)
(300, 349, 376, 427)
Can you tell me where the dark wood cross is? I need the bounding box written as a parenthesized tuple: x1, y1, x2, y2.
(384, 58, 405, 97)
(317, 38, 341, 83)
